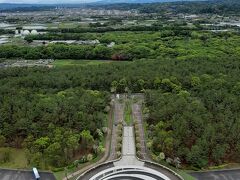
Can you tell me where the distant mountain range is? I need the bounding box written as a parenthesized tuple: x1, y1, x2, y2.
(0, 0, 236, 11)
(0, 3, 51, 10)
(0, 0, 205, 7)
(96, 0, 204, 4)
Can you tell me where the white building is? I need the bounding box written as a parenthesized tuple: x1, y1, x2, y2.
(22, 30, 30, 36)
(15, 29, 39, 37)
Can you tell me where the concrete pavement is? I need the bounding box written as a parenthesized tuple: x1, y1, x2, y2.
(114, 126, 144, 167)
(190, 169, 240, 180)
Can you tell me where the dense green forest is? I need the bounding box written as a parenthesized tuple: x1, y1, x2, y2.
(1, 0, 240, 171)
(1, 23, 240, 171)
(1, 31, 240, 61)
(0, 78, 109, 168)
(1, 51, 240, 168)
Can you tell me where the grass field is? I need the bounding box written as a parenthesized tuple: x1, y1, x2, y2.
(0, 148, 28, 169)
(125, 100, 133, 125)
(7, 37, 26, 46)
(178, 170, 196, 180)
(52, 59, 116, 67)
(58, 23, 80, 29)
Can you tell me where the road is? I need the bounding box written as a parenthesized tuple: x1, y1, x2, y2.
(114, 126, 144, 167)
(190, 169, 240, 180)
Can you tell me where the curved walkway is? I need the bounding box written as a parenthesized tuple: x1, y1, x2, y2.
(89, 166, 170, 180)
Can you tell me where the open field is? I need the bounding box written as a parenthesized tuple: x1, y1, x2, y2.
(52, 59, 118, 67)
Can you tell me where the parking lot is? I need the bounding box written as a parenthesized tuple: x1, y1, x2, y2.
(0, 168, 56, 180)
(190, 169, 240, 180)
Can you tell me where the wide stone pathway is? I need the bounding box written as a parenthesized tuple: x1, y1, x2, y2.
(114, 126, 144, 167)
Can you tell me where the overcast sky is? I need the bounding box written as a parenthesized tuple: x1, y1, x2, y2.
(0, 0, 96, 3)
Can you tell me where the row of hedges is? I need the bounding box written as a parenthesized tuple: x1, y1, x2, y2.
(134, 120, 143, 159)
(116, 122, 123, 158)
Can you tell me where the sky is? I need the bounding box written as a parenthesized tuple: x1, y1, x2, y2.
(0, 0, 96, 3)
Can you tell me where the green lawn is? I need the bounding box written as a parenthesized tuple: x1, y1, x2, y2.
(54, 170, 66, 180)
(178, 170, 196, 180)
(52, 59, 116, 67)
(125, 100, 133, 125)
(46, 22, 81, 29)
(0, 148, 28, 169)
(207, 163, 240, 170)
(58, 23, 79, 29)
